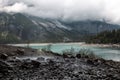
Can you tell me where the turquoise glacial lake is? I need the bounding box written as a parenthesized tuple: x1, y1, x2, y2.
(28, 43, 120, 61)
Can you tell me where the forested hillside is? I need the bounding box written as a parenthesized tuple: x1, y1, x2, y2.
(87, 29, 120, 44)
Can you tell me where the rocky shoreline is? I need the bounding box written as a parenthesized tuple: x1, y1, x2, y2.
(0, 45, 120, 80)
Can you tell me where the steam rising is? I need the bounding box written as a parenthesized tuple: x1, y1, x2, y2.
(0, 0, 120, 24)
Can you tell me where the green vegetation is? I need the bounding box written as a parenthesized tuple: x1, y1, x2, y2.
(87, 29, 120, 44)
(40, 45, 100, 59)
(62, 47, 76, 56)
(41, 44, 52, 52)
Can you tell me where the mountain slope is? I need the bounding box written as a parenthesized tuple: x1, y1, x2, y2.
(0, 12, 120, 43)
(62, 21, 120, 34)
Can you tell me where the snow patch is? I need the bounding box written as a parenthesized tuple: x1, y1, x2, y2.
(54, 21, 72, 30)
(32, 20, 39, 26)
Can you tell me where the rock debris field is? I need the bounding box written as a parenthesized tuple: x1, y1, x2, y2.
(0, 45, 120, 80)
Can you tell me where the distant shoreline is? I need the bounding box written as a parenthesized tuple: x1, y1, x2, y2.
(7, 42, 120, 48)
(81, 43, 120, 49)
(7, 42, 85, 46)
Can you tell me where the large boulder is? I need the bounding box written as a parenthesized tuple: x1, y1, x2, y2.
(86, 59, 94, 65)
(37, 57, 45, 62)
(0, 53, 8, 60)
(63, 53, 74, 58)
(76, 54, 81, 58)
(20, 59, 41, 69)
(31, 60, 41, 68)
(16, 49, 25, 55)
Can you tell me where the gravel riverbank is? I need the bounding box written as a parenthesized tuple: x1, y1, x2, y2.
(0, 45, 120, 80)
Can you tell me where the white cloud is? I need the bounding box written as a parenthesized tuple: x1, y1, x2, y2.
(0, 2, 28, 13)
(1, 0, 120, 24)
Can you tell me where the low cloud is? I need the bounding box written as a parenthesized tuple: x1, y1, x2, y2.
(0, 2, 28, 13)
(0, 0, 120, 24)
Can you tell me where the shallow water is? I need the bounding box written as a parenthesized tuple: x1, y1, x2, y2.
(30, 43, 120, 61)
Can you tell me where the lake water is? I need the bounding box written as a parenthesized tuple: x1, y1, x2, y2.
(28, 43, 120, 61)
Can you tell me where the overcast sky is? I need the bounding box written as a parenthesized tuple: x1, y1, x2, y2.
(0, 0, 120, 24)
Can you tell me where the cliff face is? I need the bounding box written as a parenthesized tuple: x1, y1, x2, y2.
(0, 12, 120, 43)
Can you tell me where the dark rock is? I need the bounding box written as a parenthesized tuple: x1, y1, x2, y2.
(0, 60, 13, 73)
(46, 58, 55, 63)
(8, 56, 18, 61)
(100, 58, 106, 63)
(63, 54, 68, 58)
(84, 55, 89, 58)
(76, 54, 81, 58)
(55, 57, 64, 62)
(70, 56, 75, 58)
(37, 57, 45, 62)
(16, 49, 25, 55)
(64, 58, 71, 62)
(31, 60, 40, 68)
(6, 52, 15, 56)
(24, 58, 31, 63)
(63, 53, 73, 58)
(86, 59, 94, 65)
(32, 50, 35, 52)
(94, 59, 102, 65)
(0, 53, 8, 60)
(48, 59, 55, 65)
(20, 59, 32, 69)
